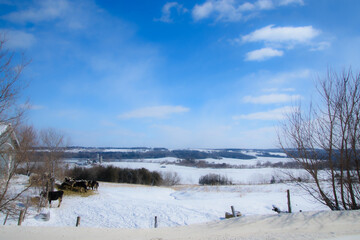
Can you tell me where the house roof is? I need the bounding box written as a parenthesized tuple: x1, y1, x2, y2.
(0, 123, 20, 149)
(0, 124, 9, 136)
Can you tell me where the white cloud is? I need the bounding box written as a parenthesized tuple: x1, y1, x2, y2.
(2, 0, 97, 30)
(119, 105, 189, 119)
(20, 103, 44, 110)
(262, 88, 295, 92)
(155, 2, 188, 23)
(310, 41, 331, 51)
(192, 0, 304, 22)
(238, 2, 255, 11)
(240, 25, 321, 61)
(268, 69, 311, 84)
(192, 0, 243, 22)
(2, 0, 70, 23)
(242, 25, 320, 44)
(1, 29, 36, 49)
(233, 106, 294, 120)
(243, 93, 301, 104)
(256, 0, 274, 10)
(192, 1, 214, 21)
(245, 47, 283, 61)
(278, 0, 304, 6)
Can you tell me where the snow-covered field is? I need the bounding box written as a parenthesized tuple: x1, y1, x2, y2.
(3, 177, 325, 228)
(2, 154, 360, 239)
(5, 181, 327, 228)
(103, 161, 306, 184)
(98, 156, 306, 185)
(0, 155, 319, 228)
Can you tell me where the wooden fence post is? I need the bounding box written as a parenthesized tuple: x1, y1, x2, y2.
(287, 189, 292, 213)
(231, 206, 236, 217)
(154, 216, 158, 228)
(18, 210, 25, 226)
(76, 216, 81, 227)
(3, 211, 9, 225)
(23, 197, 30, 221)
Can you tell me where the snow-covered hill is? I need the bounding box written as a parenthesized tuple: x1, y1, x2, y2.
(4, 181, 326, 228)
(2, 209, 360, 240)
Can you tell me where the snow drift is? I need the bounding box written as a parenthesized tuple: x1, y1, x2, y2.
(1, 210, 360, 240)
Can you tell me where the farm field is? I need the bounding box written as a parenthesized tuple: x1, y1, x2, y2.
(2, 154, 360, 240)
(3, 180, 327, 228)
(2, 155, 325, 228)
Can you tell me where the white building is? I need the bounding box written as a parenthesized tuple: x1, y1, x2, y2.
(0, 123, 19, 179)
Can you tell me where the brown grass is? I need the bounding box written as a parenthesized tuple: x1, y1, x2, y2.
(54, 183, 97, 197)
(60, 188, 97, 197)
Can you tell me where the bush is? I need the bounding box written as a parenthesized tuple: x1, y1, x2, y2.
(199, 173, 232, 185)
(270, 176, 276, 184)
(66, 166, 162, 186)
(161, 172, 181, 186)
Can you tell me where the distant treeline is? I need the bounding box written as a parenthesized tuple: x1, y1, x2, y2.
(60, 149, 258, 160)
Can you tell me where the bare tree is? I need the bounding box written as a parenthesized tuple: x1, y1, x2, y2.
(39, 128, 67, 192)
(0, 33, 29, 126)
(0, 123, 41, 214)
(16, 125, 39, 176)
(0, 33, 31, 213)
(279, 68, 360, 210)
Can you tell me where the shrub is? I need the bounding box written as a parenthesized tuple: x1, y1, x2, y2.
(199, 173, 232, 185)
(161, 172, 181, 186)
(270, 176, 276, 184)
(66, 166, 162, 186)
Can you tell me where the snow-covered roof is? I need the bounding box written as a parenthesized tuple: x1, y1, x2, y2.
(0, 122, 19, 148)
(0, 123, 9, 136)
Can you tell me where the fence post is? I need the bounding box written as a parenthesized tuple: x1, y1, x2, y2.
(287, 189, 292, 213)
(76, 216, 81, 227)
(3, 211, 9, 225)
(154, 216, 158, 228)
(18, 210, 25, 226)
(231, 206, 236, 217)
(24, 197, 30, 221)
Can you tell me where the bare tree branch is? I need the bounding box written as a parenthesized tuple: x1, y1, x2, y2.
(279, 68, 360, 210)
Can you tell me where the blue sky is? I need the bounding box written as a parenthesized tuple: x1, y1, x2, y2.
(1, 0, 359, 148)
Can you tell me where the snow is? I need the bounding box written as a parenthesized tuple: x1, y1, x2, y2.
(64, 148, 151, 153)
(2, 156, 359, 239)
(65, 148, 150, 153)
(0, 123, 9, 136)
(101, 160, 305, 185)
(3, 179, 326, 229)
(101, 148, 150, 153)
(201, 156, 292, 166)
(1, 210, 360, 240)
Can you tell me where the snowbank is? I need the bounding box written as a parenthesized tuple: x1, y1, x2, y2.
(1, 210, 360, 240)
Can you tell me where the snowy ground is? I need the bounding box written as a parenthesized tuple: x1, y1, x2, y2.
(2, 155, 360, 239)
(0, 156, 326, 229)
(2, 210, 360, 240)
(101, 160, 307, 185)
(3, 180, 327, 229)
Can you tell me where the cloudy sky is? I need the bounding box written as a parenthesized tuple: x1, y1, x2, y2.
(1, 0, 359, 148)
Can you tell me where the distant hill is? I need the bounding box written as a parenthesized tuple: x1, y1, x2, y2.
(50, 147, 289, 160)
